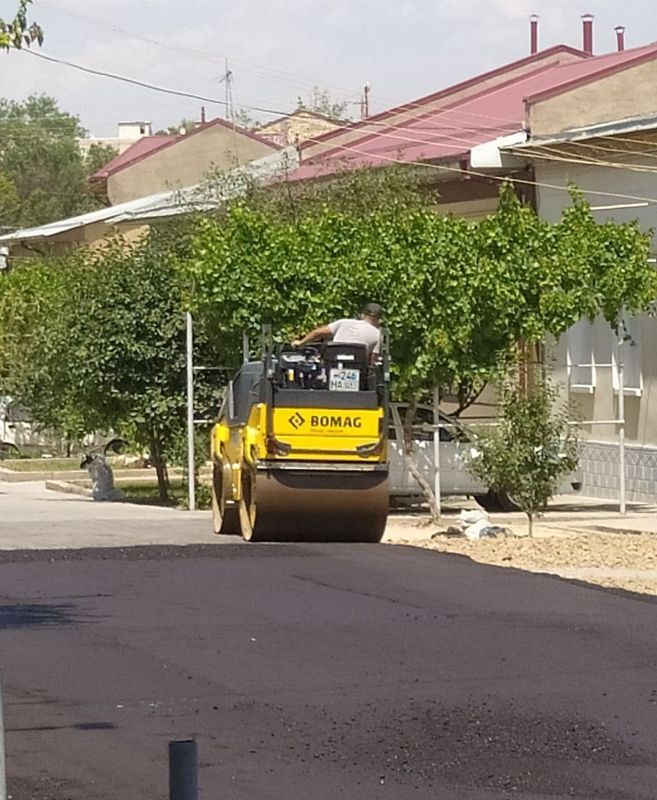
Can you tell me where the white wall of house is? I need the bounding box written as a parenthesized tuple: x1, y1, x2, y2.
(535, 156, 657, 501)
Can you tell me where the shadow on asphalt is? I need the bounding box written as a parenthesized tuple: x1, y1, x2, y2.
(7, 721, 117, 733)
(0, 603, 84, 630)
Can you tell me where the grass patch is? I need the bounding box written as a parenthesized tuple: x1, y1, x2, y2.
(119, 480, 211, 510)
(1, 458, 83, 472)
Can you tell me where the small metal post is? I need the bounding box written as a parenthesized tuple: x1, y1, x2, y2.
(432, 384, 442, 523)
(169, 740, 198, 800)
(0, 672, 7, 800)
(242, 332, 250, 364)
(185, 312, 196, 512)
(618, 352, 626, 516)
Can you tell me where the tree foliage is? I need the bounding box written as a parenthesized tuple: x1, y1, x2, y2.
(0, 95, 109, 228)
(1, 169, 655, 508)
(0, 0, 42, 50)
(297, 86, 349, 121)
(0, 223, 223, 500)
(189, 176, 657, 407)
(468, 376, 579, 535)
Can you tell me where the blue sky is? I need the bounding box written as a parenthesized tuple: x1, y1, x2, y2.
(0, 0, 655, 136)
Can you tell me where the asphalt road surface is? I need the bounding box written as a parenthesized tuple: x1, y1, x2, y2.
(1, 542, 657, 799)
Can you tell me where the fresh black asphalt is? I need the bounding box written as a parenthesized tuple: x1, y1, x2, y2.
(1, 542, 657, 799)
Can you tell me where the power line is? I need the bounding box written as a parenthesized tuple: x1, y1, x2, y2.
(293, 135, 657, 207)
(16, 48, 657, 207)
(39, 0, 363, 102)
(22, 50, 231, 108)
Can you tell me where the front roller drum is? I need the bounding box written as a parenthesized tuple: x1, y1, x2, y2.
(239, 467, 388, 543)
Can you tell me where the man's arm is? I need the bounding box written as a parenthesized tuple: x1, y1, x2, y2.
(292, 325, 333, 348)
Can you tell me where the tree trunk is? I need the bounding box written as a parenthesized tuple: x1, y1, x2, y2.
(527, 511, 534, 537)
(148, 431, 170, 503)
(402, 398, 441, 524)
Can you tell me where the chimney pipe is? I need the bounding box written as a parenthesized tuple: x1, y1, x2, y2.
(615, 25, 626, 52)
(582, 13, 594, 55)
(530, 14, 539, 55)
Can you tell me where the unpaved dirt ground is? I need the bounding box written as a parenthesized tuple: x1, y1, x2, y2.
(387, 520, 657, 597)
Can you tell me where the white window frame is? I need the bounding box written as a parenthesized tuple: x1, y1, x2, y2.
(566, 319, 596, 393)
(612, 317, 643, 397)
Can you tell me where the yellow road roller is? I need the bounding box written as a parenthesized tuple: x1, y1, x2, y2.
(210, 329, 389, 542)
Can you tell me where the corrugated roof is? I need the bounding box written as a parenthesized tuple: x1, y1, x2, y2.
(93, 135, 174, 179)
(302, 44, 588, 154)
(292, 41, 657, 182)
(93, 117, 280, 180)
(1, 148, 299, 243)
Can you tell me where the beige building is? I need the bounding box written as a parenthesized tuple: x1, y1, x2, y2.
(78, 121, 154, 157)
(508, 114, 657, 503)
(93, 118, 278, 205)
(257, 108, 343, 147)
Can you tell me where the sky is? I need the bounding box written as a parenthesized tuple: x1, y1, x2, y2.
(0, 0, 656, 137)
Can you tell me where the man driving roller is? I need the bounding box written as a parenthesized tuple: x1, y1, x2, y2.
(292, 303, 383, 360)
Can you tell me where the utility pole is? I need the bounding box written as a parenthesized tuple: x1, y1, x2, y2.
(224, 59, 234, 124)
(185, 312, 196, 512)
(359, 82, 371, 120)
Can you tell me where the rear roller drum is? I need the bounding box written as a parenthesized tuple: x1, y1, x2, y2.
(212, 458, 241, 536)
(239, 465, 263, 542)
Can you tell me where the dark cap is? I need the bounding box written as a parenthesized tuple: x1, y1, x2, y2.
(362, 302, 383, 319)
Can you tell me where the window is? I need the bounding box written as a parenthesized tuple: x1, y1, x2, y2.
(612, 316, 642, 396)
(567, 319, 595, 392)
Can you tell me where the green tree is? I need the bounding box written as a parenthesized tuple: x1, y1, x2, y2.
(0, 95, 106, 227)
(297, 86, 349, 120)
(468, 376, 579, 536)
(0, 172, 20, 231)
(0, 223, 223, 501)
(188, 174, 656, 518)
(232, 108, 261, 130)
(84, 142, 118, 176)
(0, 0, 42, 50)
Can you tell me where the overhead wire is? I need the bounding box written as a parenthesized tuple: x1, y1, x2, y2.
(34, 0, 549, 131)
(505, 143, 657, 176)
(17, 48, 525, 154)
(38, 0, 363, 102)
(292, 134, 657, 207)
(13, 48, 657, 207)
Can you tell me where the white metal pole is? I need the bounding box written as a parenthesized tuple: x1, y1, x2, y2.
(185, 312, 196, 512)
(433, 384, 442, 523)
(618, 351, 626, 516)
(0, 672, 7, 800)
(242, 332, 250, 364)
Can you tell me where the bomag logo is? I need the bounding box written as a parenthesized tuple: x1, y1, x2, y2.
(288, 412, 306, 430)
(311, 415, 362, 429)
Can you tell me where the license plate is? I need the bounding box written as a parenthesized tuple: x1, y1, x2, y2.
(329, 368, 359, 391)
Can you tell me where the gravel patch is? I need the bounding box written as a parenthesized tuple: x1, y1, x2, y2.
(389, 529, 657, 596)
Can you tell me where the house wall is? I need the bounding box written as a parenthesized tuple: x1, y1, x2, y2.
(258, 111, 341, 146)
(303, 49, 586, 161)
(529, 59, 657, 136)
(535, 157, 657, 501)
(107, 125, 274, 204)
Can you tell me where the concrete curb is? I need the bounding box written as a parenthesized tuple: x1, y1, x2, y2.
(45, 480, 92, 498)
(0, 466, 187, 483)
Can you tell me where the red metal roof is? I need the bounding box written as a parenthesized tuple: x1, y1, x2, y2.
(293, 41, 657, 182)
(93, 135, 174, 179)
(93, 117, 279, 180)
(301, 44, 588, 153)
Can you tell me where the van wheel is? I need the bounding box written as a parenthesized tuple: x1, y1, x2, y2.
(475, 491, 521, 513)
